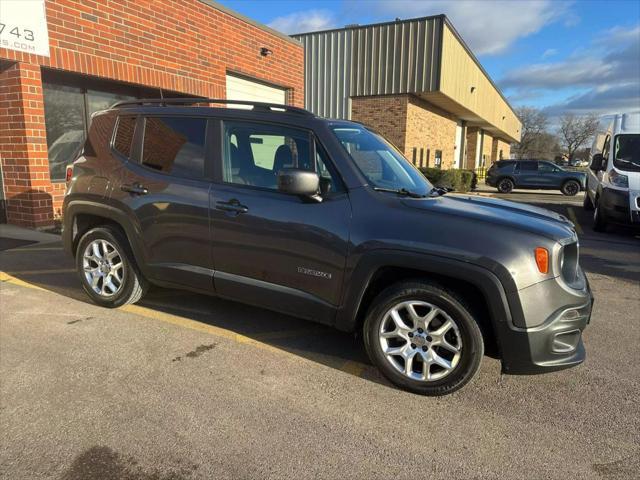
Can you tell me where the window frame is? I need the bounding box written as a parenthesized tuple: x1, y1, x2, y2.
(131, 114, 213, 181)
(217, 118, 346, 196)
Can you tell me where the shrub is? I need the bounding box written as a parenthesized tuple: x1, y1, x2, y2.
(418, 167, 475, 193)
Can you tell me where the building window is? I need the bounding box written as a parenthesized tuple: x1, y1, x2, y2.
(42, 84, 86, 182)
(435, 150, 442, 169)
(419, 148, 424, 167)
(412, 147, 417, 163)
(41, 69, 189, 181)
(426, 149, 431, 167)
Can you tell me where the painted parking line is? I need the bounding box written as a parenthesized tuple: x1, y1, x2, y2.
(566, 207, 584, 235)
(2, 247, 64, 253)
(3, 268, 75, 275)
(0, 271, 370, 379)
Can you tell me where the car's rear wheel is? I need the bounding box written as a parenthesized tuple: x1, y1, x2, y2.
(363, 281, 484, 396)
(76, 226, 147, 307)
(561, 180, 580, 196)
(583, 192, 594, 210)
(497, 178, 514, 193)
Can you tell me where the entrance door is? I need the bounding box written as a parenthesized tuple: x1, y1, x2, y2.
(210, 119, 351, 324)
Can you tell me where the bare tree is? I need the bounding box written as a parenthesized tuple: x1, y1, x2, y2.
(512, 106, 549, 159)
(558, 114, 599, 160)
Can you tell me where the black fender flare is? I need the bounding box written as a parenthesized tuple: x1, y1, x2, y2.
(62, 199, 150, 278)
(334, 249, 527, 365)
(335, 249, 519, 331)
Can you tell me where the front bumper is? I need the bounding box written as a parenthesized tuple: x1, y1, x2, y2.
(498, 275, 593, 375)
(600, 187, 640, 226)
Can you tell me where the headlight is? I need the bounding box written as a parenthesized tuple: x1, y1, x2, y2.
(607, 169, 629, 188)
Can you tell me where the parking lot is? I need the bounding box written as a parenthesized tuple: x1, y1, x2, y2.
(1, 191, 639, 480)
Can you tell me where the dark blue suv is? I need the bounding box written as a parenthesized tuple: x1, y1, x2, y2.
(486, 160, 587, 195)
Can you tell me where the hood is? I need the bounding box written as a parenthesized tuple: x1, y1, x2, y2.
(401, 193, 576, 241)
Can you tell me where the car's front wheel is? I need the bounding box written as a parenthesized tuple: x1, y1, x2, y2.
(76, 226, 148, 308)
(497, 178, 514, 193)
(583, 191, 594, 210)
(363, 281, 484, 396)
(592, 200, 608, 232)
(561, 180, 580, 196)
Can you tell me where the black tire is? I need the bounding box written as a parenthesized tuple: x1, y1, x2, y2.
(561, 179, 580, 196)
(583, 192, 594, 211)
(363, 281, 484, 396)
(592, 199, 608, 232)
(75, 226, 148, 308)
(497, 177, 514, 193)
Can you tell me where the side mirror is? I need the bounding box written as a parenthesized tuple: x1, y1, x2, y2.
(590, 153, 605, 171)
(277, 168, 321, 200)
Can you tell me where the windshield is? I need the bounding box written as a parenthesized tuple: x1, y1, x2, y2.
(613, 134, 640, 172)
(331, 125, 433, 195)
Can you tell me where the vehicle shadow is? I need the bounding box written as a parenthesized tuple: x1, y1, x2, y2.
(0, 242, 395, 388)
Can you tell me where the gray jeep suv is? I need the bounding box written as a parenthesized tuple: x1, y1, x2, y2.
(62, 99, 593, 395)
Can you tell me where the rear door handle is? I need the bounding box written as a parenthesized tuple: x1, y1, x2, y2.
(121, 183, 148, 195)
(215, 199, 248, 214)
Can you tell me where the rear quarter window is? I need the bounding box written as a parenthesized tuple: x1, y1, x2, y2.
(84, 113, 117, 158)
(496, 161, 515, 170)
(113, 116, 136, 158)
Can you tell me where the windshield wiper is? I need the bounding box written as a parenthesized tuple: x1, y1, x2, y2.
(372, 187, 427, 198)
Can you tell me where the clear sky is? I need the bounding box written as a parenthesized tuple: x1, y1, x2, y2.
(218, 0, 640, 119)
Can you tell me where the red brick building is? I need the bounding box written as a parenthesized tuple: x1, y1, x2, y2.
(0, 0, 304, 228)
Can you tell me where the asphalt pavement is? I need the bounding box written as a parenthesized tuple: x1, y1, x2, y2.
(1, 192, 639, 480)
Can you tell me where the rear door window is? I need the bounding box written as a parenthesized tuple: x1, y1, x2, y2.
(141, 116, 207, 180)
(538, 162, 557, 173)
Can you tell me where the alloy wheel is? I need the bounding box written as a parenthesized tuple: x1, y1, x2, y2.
(82, 239, 125, 297)
(564, 182, 579, 196)
(379, 301, 462, 381)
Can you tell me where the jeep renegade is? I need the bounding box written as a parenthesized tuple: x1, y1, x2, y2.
(63, 99, 593, 395)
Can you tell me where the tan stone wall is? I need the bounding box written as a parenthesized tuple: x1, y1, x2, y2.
(351, 94, 458, 169)
(496, 139, 511, 160)
(350, 95, 408, 153)
(481, 131, 493, 167)
(465, 127, 480, 169)
(405, 96, 458, 169)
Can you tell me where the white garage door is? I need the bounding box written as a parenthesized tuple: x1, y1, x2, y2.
(226, 74, 286, 106)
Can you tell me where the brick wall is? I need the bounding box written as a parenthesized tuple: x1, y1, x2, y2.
(351, 94, 458, 169)
(405, 96, 457, 169)
(350, 95, 408, 152)
(0, 0, 303, 105)
(0, 0, 304, 227)
(0, 62, 56, 227)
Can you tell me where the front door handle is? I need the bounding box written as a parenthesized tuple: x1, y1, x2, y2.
(121, 183, 148, 195)
(215, 199, 248, 214)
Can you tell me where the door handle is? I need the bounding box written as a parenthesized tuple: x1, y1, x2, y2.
(121, 183, 148, 195)
(215, 199, 248, 214)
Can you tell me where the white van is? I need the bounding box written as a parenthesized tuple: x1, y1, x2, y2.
(584, 112, 640, 231)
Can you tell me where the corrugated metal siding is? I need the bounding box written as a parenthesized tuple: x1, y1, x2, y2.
(293, 17, 443, 119)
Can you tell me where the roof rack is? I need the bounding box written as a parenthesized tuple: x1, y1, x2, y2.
(111, 98, 314, 116)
